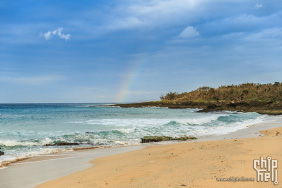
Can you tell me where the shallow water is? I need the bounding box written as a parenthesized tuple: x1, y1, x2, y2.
(0, 103, 271, 166)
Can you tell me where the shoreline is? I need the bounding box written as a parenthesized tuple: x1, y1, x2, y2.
(0, 117, 281, 188)
(0, 107, 267, 169)
(0, 145, 146, 188)
(0, 146, 112, 168)
(37, 119, 282, 188)
(0, 111, 277, 169)
(110, 102, 282, 115)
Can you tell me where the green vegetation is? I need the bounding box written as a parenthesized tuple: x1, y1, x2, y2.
(157, 82, 282, 114)
(161, 82, 282, 103)
(113, 82, 282, 115)
(141, 136, 197, 143)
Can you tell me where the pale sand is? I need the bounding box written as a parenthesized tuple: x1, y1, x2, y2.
(0, 146, 145, 188)
(37, 126, 282, 188)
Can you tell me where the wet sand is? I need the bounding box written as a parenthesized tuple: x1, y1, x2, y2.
(0, 146, 145, 188)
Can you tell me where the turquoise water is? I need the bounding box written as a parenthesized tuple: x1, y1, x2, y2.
(0, 103, 268, 166)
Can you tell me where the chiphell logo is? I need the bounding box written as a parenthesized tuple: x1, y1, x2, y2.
(254, 156, 278, 185)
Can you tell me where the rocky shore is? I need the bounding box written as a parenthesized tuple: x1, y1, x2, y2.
(110, 101, 282, 115)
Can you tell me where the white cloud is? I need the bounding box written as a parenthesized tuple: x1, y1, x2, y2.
(199, 14, 267, 37)
(40, 28, 71, 40)
(105, 0, 203, 30)
(246, 28, 282, 40)
(0, 75, 63, 85)
(128, 0, 198, 16)
(178, 26, 200, 38)
(108, 17, 144, 30)
(255, 4, 263, 9)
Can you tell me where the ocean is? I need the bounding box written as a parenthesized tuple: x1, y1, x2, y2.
(0, 103, 270, 166)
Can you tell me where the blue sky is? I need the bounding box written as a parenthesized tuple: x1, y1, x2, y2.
(1, 0, 282, 103)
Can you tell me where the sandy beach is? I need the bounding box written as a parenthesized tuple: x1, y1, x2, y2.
(35, 120, 282, 188)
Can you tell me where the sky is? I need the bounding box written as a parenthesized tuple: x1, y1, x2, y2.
(1, 0, 282, 103)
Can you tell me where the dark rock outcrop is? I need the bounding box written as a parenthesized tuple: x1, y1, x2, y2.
(111, 101, 282, 115)
(85, 132, 95, 134)
(45, 142, 80, 146)
(141, 136, 197, 143)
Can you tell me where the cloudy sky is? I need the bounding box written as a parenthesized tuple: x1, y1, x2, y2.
(1, 0, 282, 103)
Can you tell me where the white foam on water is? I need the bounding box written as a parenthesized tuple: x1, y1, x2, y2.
(0, 140, 39, 147)
(174, 114, 226, 125)
(118, 128, 136, 134)
(73, 114, 225, 127)
(0, 137, 54, 147)
(0, 147, 62, 167)
(188, 115, 267, 136)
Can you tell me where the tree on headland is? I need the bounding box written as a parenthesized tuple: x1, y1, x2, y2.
(160, 82, 282, 103)
(163, 92, 178, 100)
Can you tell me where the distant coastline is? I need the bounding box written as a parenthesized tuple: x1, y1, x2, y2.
(112, 82, 282, 115)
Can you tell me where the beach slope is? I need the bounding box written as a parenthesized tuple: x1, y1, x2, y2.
(37, 127, 282, 188)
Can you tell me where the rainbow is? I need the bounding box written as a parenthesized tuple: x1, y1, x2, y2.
(116, 61, 141, 103)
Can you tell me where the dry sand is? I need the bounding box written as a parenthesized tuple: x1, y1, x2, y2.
(37, 127, 282, 188)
